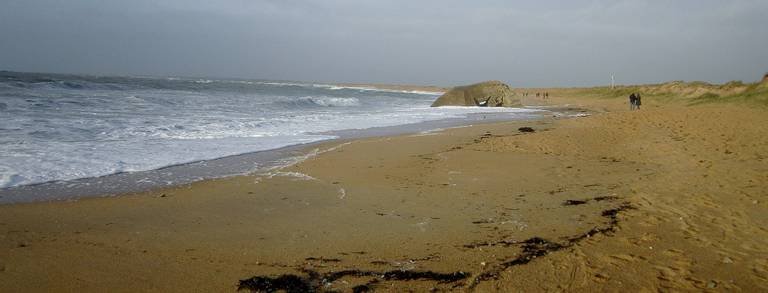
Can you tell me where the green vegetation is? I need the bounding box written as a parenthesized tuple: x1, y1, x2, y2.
(683, 82, 768, 106)
(712, 84, 768, 106)
(689, 93, 721, 105)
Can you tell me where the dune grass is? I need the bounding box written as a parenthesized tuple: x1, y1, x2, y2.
(553, 80, 768, 107)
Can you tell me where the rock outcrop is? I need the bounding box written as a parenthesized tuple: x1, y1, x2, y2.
(431, 81, 519, 107)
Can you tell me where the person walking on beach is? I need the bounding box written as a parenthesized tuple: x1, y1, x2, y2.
(629, 93, 637, 110)
(635, 93, 642, 110)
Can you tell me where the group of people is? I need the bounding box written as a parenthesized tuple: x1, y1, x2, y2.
(629, 93, 642, 110)
(522, 92, 549, 99)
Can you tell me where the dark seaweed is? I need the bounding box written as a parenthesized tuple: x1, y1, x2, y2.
(593, 196, 620, 201)
(237, 274, 314, 293)
(518, 127, 535, 133)
(382, 271, 468, 282)
(563, 199, 588, 206)
(471, 219, 494, 224)
(466, 202, 634, 289)
(240, 201, 634, 292)
(352, 284, 374, 293)
(563, 195, 622, 206)
(238, 268, 468, 292)
(305, 257, 342, 262)
(462, 239, 518, 249)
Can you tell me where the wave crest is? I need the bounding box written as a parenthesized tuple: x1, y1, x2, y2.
(303, 96, 360, 107)
(276, 96, 361, 107)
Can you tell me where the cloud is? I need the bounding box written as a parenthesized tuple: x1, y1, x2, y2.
(1, 0, 766, 86)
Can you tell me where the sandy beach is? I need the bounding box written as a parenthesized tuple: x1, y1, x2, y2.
(3, 0, 767, 292)
(1, 86, 767, 292)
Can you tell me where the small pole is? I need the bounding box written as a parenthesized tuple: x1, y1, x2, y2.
(611, 74, 615, 89)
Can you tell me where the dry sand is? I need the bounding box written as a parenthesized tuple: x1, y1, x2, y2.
(0, 91, 767, 292)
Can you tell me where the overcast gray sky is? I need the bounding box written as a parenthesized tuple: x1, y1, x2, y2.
(1, 0, 766, 87)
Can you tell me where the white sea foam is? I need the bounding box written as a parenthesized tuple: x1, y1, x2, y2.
(299, 96, 360, 107)
(0, 74, 540, 189)
(257, 171, 318, 181)
(255, 81, 310, 87)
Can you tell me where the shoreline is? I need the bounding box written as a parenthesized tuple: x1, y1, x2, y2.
(0, 107, 553, 204)
(1, 89, 767, 291)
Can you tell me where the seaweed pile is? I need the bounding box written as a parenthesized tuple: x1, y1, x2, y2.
(238, 198, 633, 292)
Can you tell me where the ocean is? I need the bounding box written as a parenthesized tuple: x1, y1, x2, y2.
(0, 71, 542, 202)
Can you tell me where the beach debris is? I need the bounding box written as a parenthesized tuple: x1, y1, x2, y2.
(305, 257, 342, 263)
(518, 127, 535, 133)
(238, 268, 469, 292)
(352, 283, 375, 293)
(239, 199, 635, 292)
(471, 218, 495, 224)
(465, 202, 634, 289)
(548, 187, 567, 194)
(338, 188, 346, 199)
(474, 131, 500, 143)
(369, 255, 439, 268)
(722, 256, 734, 264)
(467, 237, 565, 287)
(463, 238, 519, 249)
(237, 274, 312, 293)
(593, 196, 620, 201)
(563, 199, 588, 206)
(563, 196, 620, 206)
(499, 219, 528, 231)
(392, 260, 417, 271)
(414, 220, 430, 232)
(336, 251, 367, 256)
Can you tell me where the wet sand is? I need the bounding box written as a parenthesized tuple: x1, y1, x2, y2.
(1, 94, 767, 291)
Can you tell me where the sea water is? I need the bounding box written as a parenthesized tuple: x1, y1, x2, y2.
(0, 71, 541, 202)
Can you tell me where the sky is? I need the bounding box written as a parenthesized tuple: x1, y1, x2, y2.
(1, 0, 766, 87)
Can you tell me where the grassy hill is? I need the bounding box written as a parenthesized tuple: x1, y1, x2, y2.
(525, 76, 768, 107)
